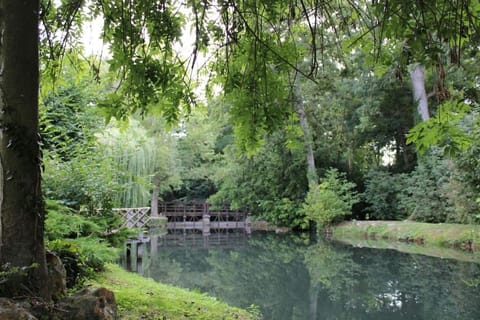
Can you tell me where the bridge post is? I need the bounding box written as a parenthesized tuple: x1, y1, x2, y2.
(202, 214, 211, 235)
(245, 215, 252, 234)
(149, 188, 168, 230)
(151, 187, 158, 217)
(130, 242, 138, 272)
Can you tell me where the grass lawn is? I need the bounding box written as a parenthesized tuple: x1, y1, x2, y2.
(332, 220, 480, 262)
(88, 264, 259, 320)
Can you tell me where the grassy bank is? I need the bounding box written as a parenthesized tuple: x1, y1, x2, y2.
(332, 221, 480, 261)
(88, 264, 259, 320)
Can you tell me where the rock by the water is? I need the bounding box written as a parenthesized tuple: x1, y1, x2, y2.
(63, 287, 117, 320)
(46, 250, 67, 300)
(0, 298, 38, 320)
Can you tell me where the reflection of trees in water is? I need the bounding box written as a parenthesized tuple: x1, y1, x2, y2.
(146, 244, 215, 291)
(305, 241, 480, 320)
(131, 233, 480, 320)
(205, 233, 312, 320)
(304, 242, 362, 319)
(143, 250, 184, 285)
(144, 232, 312, 319)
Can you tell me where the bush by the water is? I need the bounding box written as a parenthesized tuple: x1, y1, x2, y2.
(363, 170, 409, 220)
(302, 168, 360, 228)
(45, 200, 103, 240)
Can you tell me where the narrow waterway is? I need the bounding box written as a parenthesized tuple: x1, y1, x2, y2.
(121, 231, 480, 320)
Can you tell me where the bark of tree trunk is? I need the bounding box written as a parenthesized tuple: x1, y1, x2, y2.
(297, 103, 317, 185)
(410, 64, 430, 121)
(294, 82, 318, 186)
(150, 186, 159, 217)
(0, 0, 50, 298)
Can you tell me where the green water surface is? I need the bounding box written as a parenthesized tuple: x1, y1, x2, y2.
(122, 231, 480, 320)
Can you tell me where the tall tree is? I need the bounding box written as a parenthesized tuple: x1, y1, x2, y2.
(295, 82, 318, 185)
(0, 0, 49, 297)
(367, 0, 480, 120)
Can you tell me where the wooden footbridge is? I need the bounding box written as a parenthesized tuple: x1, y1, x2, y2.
(114, 201, 251, 234)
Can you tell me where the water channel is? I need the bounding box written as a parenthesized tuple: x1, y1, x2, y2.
(121, 230, 480, 319)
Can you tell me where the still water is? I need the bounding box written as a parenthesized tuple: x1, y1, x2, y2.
(121, 231, 480, 320)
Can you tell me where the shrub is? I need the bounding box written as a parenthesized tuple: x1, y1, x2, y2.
(398, 154, 450, 223)
(257, 198, 308, 229)
(45, 200, 126, 288)
(47, 238, 118, 289)
(45, 200, 102, 240)
(303, 168, 360, 229)
(364, 153, 480, 224)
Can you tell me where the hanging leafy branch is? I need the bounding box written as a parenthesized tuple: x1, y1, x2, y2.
(39, 0, 480, 155)
(95, 0, 197, 122)
(407, 100, 474, 156)
(40, 0, 87, 80)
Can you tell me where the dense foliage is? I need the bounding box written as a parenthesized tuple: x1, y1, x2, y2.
(44, 200, 123, 288)
(38, 0, 480, 239)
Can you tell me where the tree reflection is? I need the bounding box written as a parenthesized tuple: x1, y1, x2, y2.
(305, 241, 480, 319)
(123, 232, 480, 320)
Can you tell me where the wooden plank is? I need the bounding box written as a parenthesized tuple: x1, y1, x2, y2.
(166, 222, 247, 229)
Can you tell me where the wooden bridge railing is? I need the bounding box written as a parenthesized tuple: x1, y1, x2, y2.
(161, 202, 247, 221)
(115, 202, 250, 234)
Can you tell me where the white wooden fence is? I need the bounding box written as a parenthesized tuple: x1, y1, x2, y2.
(114, 207, 151, 228)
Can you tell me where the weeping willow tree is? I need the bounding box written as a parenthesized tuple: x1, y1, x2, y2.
(99, 118, 180, 208)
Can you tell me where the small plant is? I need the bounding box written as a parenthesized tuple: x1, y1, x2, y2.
(0, 264, 28, 285)
(302, 168, 360, 229)
(246, 304, 263, 320)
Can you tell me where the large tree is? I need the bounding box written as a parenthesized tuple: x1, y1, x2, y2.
(0, 0, 50, 298)
(361, 0, 479, 120)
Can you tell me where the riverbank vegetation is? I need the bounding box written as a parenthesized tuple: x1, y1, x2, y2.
(333, 221, 480, 252)
(38, 53, 480, 232)
(36, 0, 480, 294)
(89, 264, 259, 320)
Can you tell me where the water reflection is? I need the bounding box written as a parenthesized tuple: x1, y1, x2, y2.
(121, 231, 480, 320)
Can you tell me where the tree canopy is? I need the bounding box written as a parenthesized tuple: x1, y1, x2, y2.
(37, 0, 478, 148)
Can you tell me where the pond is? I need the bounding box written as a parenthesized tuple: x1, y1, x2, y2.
(121, 231, 480, 320)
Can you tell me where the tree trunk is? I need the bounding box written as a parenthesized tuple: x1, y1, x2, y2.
(0, 0, 49, 298)
(410, 64, 430, 121)
(310, 285, 319, 320)
(150, 186, 159, 217)
(294, 81, 318, 186)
